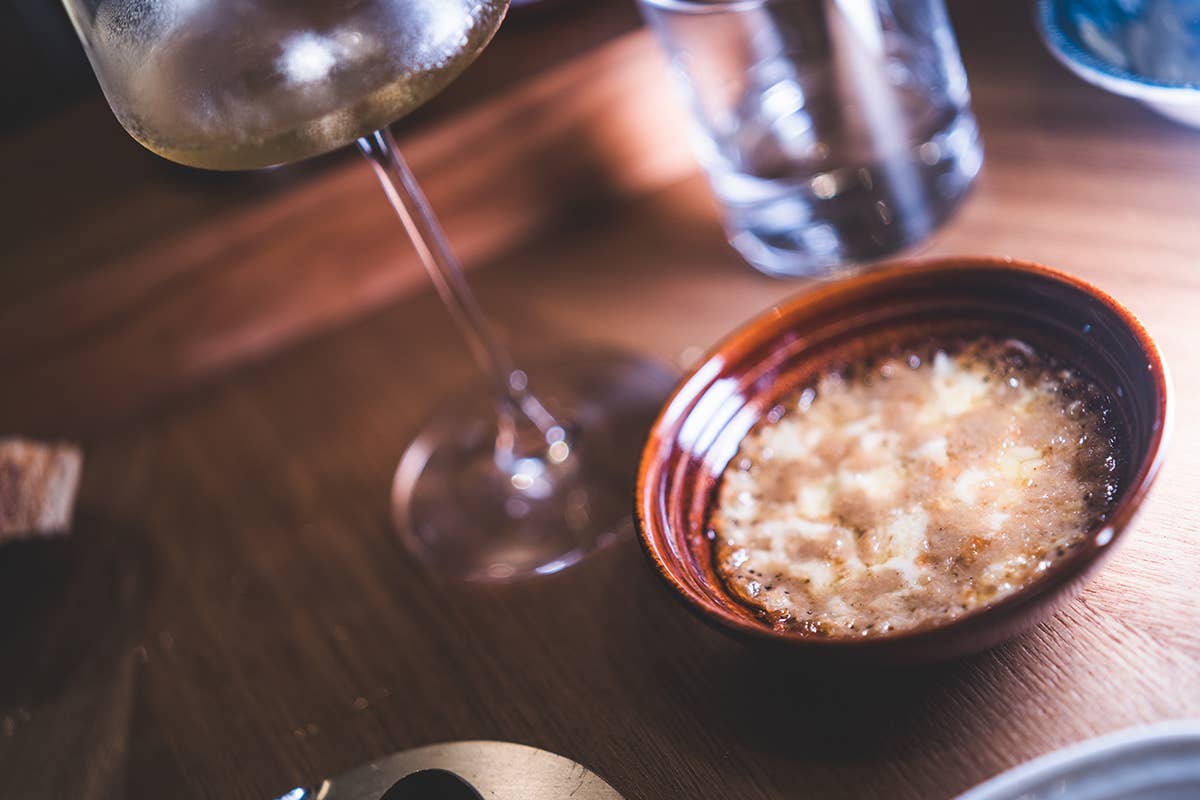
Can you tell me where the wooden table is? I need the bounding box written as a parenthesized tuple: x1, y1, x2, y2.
(2, 4, 1198, 798)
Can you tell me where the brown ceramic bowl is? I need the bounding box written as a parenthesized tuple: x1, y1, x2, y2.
(636, 256, 1171, 664)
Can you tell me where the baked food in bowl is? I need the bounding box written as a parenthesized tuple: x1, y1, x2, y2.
(635, 257, 1171, 664)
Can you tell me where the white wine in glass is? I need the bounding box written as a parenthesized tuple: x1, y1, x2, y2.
(63, 0, 675, 580)
(73, 0, 507, 169)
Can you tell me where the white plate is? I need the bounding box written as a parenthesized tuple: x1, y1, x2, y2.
(957, 720, 1200, 800)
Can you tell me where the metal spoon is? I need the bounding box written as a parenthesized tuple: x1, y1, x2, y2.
(272, 740, 625, 800)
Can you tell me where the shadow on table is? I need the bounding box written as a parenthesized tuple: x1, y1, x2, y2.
(0, 511, 155, 710)
(612, 553, 1025, 765)
(692, 648, 982, 759)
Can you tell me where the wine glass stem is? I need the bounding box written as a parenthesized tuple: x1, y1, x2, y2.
(356, 128, 563, 462)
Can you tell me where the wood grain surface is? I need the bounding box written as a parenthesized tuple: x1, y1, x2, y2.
(0, 2, 661, 438)
(1, 3, 1198, 799)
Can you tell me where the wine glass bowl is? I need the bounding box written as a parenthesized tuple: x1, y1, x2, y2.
(65, 0, 509, 170)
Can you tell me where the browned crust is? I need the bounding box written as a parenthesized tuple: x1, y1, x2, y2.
(709, 335, 1122, 638)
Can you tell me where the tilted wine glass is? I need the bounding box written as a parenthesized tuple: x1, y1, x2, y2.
(61, 0, 674, 580)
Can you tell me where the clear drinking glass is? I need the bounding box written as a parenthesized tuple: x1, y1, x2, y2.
(638, 0, 983, 277)
(61, 0, 675, 581)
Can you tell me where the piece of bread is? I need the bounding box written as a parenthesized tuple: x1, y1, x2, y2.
(0, 438, 83, 542)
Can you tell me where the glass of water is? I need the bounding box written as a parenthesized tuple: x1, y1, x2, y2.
(639, 0, 983, 277)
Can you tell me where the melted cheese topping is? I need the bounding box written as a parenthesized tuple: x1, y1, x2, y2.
(713, 339, 1122, 637)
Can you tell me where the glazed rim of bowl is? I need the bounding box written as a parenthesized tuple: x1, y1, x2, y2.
(635, 256, 1172, 649)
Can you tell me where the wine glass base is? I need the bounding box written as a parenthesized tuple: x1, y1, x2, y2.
(392, 348, 678, 582)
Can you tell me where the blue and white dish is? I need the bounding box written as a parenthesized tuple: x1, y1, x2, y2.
(1036, 0, 1200, 127)
(955, 720, 1200, 800)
